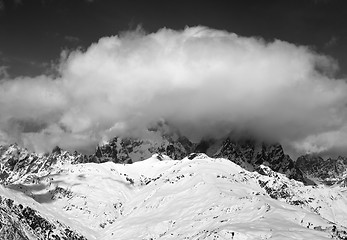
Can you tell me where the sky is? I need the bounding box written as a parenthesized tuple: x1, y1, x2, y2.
(1, 0, 347, 78)
(1, 0, 347, 157)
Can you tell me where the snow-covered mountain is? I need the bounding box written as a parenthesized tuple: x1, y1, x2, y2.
(0, 144, 88, 184)
(1, 141, 347, 239)
(90, 122, 305, 184)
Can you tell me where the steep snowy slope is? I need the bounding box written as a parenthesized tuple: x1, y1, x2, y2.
(0, 185, 88, 240)
(1, 152, 347, 240)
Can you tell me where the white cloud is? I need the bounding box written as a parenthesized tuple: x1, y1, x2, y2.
(1, 26, 347, 154)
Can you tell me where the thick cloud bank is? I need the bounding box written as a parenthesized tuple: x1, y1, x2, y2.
(1, 26, 347, 154)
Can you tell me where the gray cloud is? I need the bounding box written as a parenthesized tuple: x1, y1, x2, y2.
(1, 26, 347, 155)
(64, 35, 80, 43)
(0, 66, 9, 78)
(325, 36, 338, 49)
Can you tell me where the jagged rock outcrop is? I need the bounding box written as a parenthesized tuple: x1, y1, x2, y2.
(296, 154, 347, 186)
(0, 144, 88, 184)
(214, 138, 305, 182)
(90, 121, 195, 163)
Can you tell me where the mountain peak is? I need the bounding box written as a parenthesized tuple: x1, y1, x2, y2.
(91, 122, 195, 163)
(214, 137, 305, 182)
(296, 154, 347, 186)
(0, 144, 87, 184)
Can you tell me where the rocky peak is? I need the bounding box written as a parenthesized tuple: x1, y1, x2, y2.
(257, 143, 285, 164)
(90, 121, 195, 163)
(296, 154, 324, 169)
(295, 154, 347, 186)
(51, 145, 62, 155)
(214, 137, 305, 183)
(213, 138, 256, 167)
(0, 144, 87, 184)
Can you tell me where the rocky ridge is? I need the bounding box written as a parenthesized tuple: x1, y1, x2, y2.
(89, 122, 305, 184)
(92, 126, 347, 187)
(0, 194, 87, 240)
(213, 138, 305, 183)
(296, 154, 347, 187)
(89, 121, 194, 164)
(0, 144, 88, 184)
(1, 125, 346, 189)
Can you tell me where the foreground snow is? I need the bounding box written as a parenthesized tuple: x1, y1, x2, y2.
(1, 154, 347, 239)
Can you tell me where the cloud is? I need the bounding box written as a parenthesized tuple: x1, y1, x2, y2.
(1, 26, 347, 155)
(0, 66, 9, 78)
(64, 35, 80, 43)
(325, 36, 338, 48)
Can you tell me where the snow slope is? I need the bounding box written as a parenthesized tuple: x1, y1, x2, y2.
(2, 153, 347, 240)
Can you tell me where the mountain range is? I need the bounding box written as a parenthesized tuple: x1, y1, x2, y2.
(0, 122, 347, 239)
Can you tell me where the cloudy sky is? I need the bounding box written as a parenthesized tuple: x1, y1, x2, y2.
(1, 0, 347, 157)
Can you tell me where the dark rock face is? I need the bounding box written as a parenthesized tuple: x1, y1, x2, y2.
(214, 138, 305, 183)
(90, 122, 195, 163)
(91, 135, 194, 163)
(52, 146, 62, 155)
(0, 195, 86, 240)
(214, 138, 256, 167)
(296, 154, 347, 186)
(255, 143, 303, 181)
